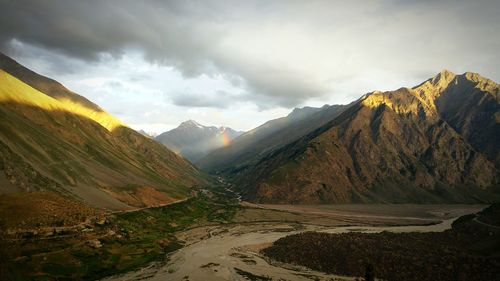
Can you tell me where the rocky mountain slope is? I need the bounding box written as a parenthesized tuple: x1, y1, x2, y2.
(0, 53, 206, 210)
(156, 120, 243, 162)
(198, 104, 348, 174)
(235, 70, 500, 203)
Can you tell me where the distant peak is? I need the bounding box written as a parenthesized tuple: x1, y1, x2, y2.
(287, 105, 325, 119)
(291, 106, 321, 112)
(427, 70, 496, 90)
(179, 119, 204, 129)
(463, 71, 489, 83)
(436, 69, 456, 80)
(439, 69, 455, 76)
(430, 69, 456, 88)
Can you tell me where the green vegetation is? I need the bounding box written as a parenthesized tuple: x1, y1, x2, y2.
(263, 204, 500, 281)
(3, 185, 239, 280)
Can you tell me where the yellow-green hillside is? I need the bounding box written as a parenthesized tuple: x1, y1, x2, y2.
(0, 54, 206, 210)
(0, 70, 123, 131)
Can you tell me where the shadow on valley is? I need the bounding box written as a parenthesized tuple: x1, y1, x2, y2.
(263, 203, 500, 281)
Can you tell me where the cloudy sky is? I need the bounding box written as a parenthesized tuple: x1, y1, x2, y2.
(1, 0, 499, 134)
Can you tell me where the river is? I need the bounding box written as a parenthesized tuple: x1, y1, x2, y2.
(103, 205, 480, 281)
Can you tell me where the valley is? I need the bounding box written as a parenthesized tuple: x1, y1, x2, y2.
(0, 54, 499, 280)
(101, 201, 485, 281)
(0, 185, 239, 280)
(0, 4, 499, 279)
(2, 182, 490, 281)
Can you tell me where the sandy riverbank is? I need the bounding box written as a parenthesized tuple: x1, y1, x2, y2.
(102, 204, 484, 281)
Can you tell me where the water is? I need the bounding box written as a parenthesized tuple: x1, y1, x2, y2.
(103, 214, 468, 281)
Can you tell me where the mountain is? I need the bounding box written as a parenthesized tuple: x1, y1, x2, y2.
(155, 120, 243, 163)
(233, 70, 500, 204)
(0, 53, 206, 210)
(197, 104, 349, 174)
(137, 129, 154, 138)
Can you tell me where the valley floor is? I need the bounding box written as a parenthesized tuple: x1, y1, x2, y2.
(1, 185, 493, 281)
(102, 204, 483, 281)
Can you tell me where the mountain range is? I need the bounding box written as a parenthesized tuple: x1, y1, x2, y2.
(0, 53, 206, 210)
(156, 120, 243, 162)
(198, 104, 348, 173)
(200, 70, 500, 203)
(1, 50, 498, 206)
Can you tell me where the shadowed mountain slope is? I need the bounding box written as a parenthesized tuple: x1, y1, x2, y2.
(235, 70, 500, 204)
(0, 54, 206, 210)
(198, 104, 348, 174)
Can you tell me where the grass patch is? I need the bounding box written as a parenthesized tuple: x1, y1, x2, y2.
(3, 185, 239, 281)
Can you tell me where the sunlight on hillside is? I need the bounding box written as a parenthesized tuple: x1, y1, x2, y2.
(0, 70, 123, 131)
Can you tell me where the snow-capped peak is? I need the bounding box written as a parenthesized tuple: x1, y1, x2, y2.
(179, 119, 204, 129)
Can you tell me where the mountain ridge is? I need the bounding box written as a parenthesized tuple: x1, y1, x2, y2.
(197, 104, 349, 174)
(0, 53, 206, 210)
(231, 70, 500, 204)
(0, 69, 123, 131)
(0, 53, 103, 111)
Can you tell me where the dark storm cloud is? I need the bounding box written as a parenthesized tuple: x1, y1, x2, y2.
(1, 0, 499, 108)
(0, 0, 217, 67)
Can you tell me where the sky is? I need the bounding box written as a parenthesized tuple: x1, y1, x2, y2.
(1, 0, 499, 134)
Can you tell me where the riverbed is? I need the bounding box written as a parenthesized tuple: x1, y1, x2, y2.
(102, 204, 483, 281)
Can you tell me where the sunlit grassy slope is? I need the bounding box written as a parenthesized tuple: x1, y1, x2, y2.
(0, 70, 123, 131)
(0, 59, 207, 210)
